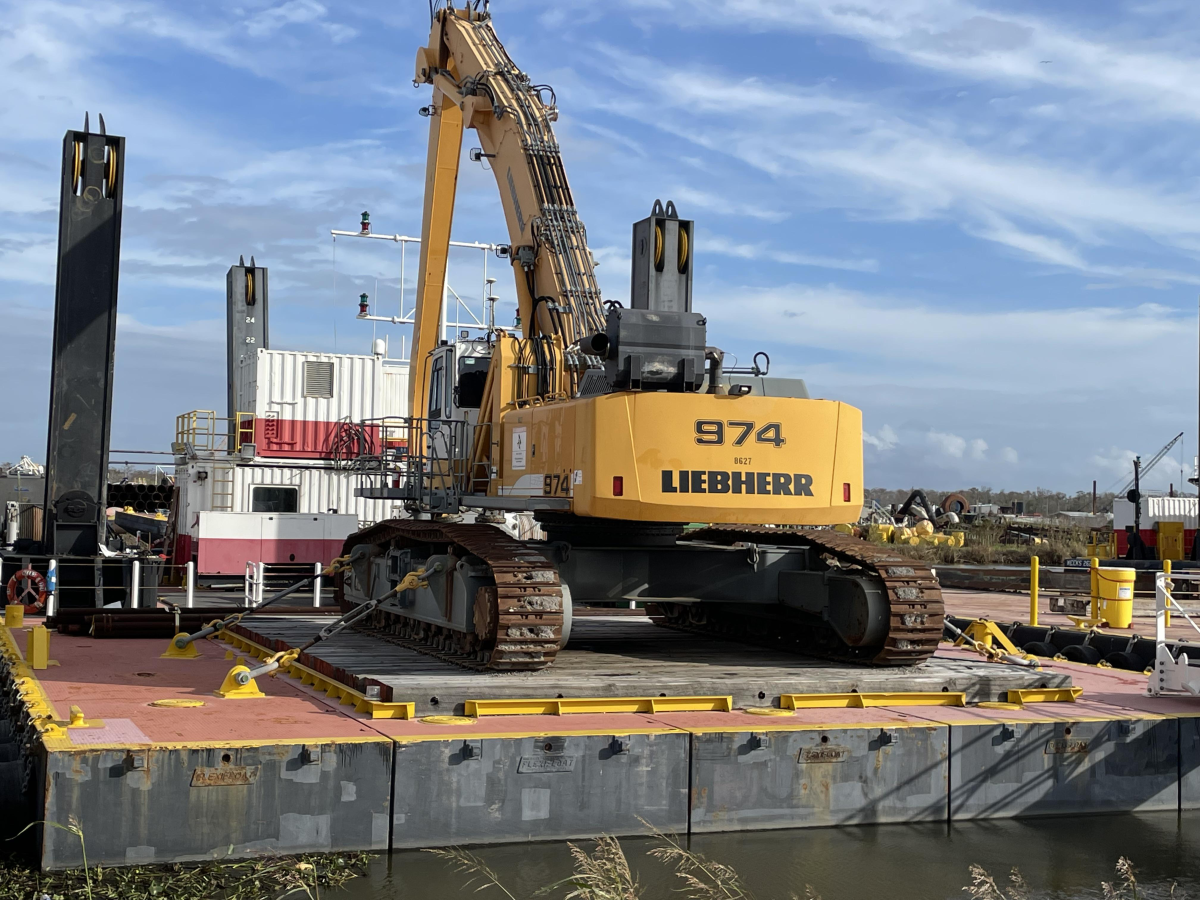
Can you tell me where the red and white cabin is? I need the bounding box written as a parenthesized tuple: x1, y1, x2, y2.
(174, 346, 409, 577)
(1112, 494, 1197, 559)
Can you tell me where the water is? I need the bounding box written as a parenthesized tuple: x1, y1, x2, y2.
(340, 812, 1200, 899)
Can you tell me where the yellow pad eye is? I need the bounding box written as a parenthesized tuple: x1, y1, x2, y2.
(104, 145, 117, 198)
(72, 141, 83, 193)
(150, 698, 205, 708)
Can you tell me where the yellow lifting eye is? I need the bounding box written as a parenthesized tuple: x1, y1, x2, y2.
(246, 269, 254, 303)
(105, 144, 117, 198)
(653, 223, 664, 268)
(677, 227, 689, 273)
(72, 140, 83, 194)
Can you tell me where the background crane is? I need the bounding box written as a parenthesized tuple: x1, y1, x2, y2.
(1116, 432, 1184, 497)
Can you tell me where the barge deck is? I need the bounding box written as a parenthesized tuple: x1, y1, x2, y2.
(1, 614, 1196, 869)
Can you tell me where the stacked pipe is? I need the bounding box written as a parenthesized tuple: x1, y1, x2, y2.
(106, 482, 174, 513)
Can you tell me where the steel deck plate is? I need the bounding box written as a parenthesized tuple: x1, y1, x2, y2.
(237, 615, 1072, 715)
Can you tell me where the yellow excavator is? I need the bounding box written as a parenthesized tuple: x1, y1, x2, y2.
(340, 3, 943, 670)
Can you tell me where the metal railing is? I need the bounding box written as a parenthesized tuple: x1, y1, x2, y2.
(174, 410, 255, 455)
(3, 557, 333, 615)
(1149, 570, 1200, 697)
(354, 416, 479, 513)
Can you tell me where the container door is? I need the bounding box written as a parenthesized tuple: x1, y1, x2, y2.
(1157, 521, 1184, 561)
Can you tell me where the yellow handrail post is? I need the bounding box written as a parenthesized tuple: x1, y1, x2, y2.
(1029, 555, 1039, 627)
(1164, 558, 1172, 628)
(1089, 557, 1100, 623)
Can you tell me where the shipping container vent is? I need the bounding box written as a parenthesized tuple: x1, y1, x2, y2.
(303, 361, 334, 398)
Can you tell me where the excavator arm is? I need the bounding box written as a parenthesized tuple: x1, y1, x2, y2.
(408, 5, 606, 416)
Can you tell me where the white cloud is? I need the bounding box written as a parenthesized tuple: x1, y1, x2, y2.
(657, 0, 1200, 126)
(245, 1, 328, 38)
(927, 430, 967, 458)
(968, 438, 988, 461)
(1090, 446, 1140, 483)
(702, 282, 1194, 393)
(668, 187, 788, 223)
(702, 233, 879, 273)
(864, 424, 899, 451)
(1001, 446, 1019, 464)
(576, 36, 1200, 286)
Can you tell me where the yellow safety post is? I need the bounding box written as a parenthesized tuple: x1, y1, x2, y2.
(4, 605, 23, 628)
(28, 625, 51, 670)
(1090, 557, 1099, 623)
(1029, 555, 1039, 628)
(1164, 559, 1172, 628)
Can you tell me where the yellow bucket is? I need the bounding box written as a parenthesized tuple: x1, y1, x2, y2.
(1096, 567, 1136, 628)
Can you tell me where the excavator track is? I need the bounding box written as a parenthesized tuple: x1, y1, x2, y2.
(657, 526, 944, 666)
(339, 520, 564, 672)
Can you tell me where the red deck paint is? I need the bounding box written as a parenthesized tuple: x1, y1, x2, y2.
(14, 613, 1200, 751)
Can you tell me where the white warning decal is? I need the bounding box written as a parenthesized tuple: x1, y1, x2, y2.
(511, 426, 527, 470)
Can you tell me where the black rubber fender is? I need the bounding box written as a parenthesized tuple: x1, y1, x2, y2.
(1062, 644, 1102, 665)
(1023, 641, 1058, 658)
(1104, 651, 1145, 672)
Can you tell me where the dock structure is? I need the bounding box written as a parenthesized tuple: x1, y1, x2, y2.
(1, 615, 1197, 870)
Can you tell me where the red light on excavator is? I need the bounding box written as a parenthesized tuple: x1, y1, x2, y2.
(613, 476, 624, 496)
(843, 482, 851, 502)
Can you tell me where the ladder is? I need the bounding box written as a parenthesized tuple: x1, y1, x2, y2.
(211, 464, 235, 511)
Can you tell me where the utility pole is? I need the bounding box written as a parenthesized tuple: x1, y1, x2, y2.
(1132, 456, 1142, 547)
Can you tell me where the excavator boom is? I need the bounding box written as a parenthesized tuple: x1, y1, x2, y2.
(409, 6, 605, 415)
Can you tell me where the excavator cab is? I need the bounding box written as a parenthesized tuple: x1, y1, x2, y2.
(426, 340, 491, 423)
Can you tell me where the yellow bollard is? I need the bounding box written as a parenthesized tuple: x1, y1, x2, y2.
(28, 625, 49, 670)
(1164, 559, 1172, 628)
(1090, 557, 1099, 623)
(4, 605, 23, 628)
(1029, 556, 1039, 628)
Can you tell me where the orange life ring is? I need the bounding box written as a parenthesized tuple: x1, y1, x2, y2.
(7, 568, 47, 612)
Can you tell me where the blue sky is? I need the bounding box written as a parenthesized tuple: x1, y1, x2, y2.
(2, 0, 1198, 493)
